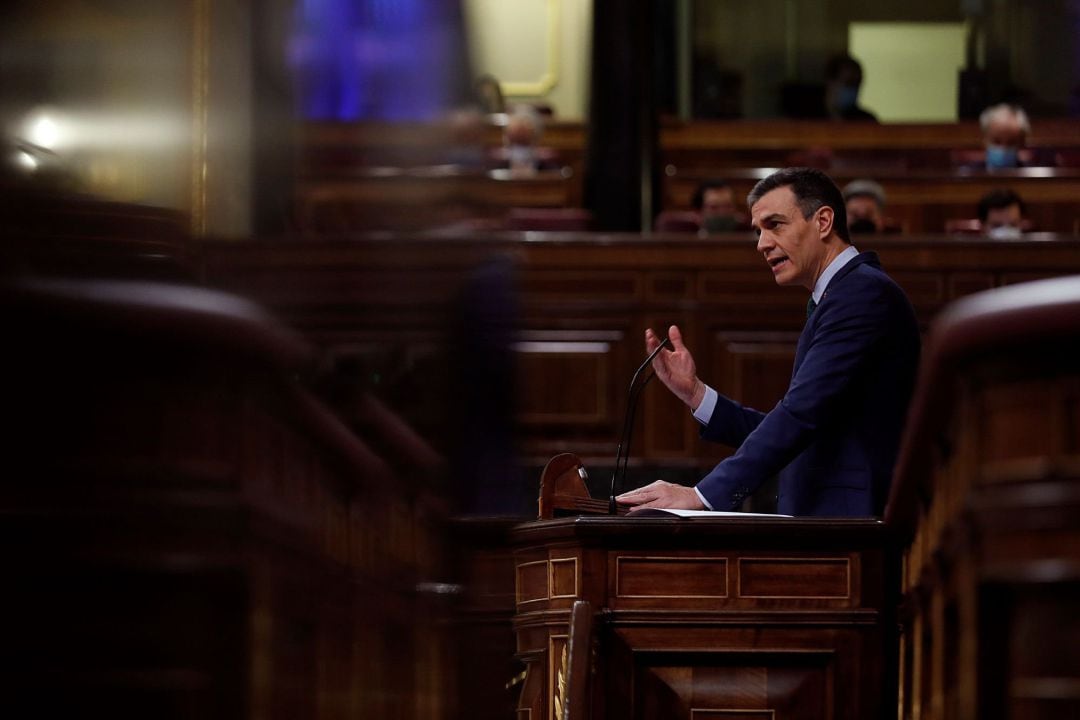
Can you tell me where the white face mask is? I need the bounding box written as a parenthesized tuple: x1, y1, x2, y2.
(987, 224, 1023, 240)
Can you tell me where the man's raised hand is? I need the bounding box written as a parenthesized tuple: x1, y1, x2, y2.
(646, 325, 705, 410)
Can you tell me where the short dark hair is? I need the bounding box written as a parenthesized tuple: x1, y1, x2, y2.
(746, 167, 851, 243)
(977, 188, 1025, 223)
(691, 179, 732, 211)
(825, 53, 863, 84)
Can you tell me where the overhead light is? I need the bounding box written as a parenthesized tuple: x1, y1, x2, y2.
(28, 116, 59, 149)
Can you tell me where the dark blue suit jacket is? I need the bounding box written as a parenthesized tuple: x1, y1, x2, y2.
(696, 251, 919, 516)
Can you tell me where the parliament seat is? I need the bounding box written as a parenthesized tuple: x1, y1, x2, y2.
(944, 217, 1036, 235)
(506, 206, 593, 231)
(652, 209, 700, 233)
(944, 217, 984, 235)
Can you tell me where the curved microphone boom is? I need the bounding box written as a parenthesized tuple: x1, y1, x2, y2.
(608, 336, 671, 514)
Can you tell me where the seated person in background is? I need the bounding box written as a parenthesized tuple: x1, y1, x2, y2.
(824, 53, 878, 122)
(978, 188, 1027, 239)
(692, 179, 744, 233)
(842, 179, 887, 234)
(780, 52, 877, 121)
(495, 105, 558, 176)
(443, 106, 491, 169)
(979, 103, 1032, 169)
(473, 74, 506, 115)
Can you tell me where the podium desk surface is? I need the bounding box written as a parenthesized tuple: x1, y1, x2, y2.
(511, 514, 890, 548)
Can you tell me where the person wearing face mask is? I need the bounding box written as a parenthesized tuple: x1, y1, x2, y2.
(978, 188, 1027, 239)
(979, 103, 1031, 170)
(842, 179, 887, 235)
(692, 179, 746, 234)
(824, 53, 877, 122)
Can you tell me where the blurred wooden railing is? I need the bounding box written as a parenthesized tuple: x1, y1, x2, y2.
(0, 274, 451, 719)
(886, 276, 1080, 719)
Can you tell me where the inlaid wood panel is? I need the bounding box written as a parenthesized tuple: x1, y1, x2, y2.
(737, 558, 851, 600)
(709, 332, 799, 412)
(517, 560, 550, 605)
(615, 556, 729, 599)
(515, 341, 614, 425)
(648, 272, 694, 301)
(521, 270, 643, 304)
(550, 558, 579, 600)
(698, 272, 791, 306)
(514, 556, 580, 607)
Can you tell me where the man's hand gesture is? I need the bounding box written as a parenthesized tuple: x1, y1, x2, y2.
(647, 324, 705, 410)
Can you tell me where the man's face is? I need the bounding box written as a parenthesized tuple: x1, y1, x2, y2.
(701, 187, 736, 219)
(846, 195, 883, 232)
(985, 203, 1023, 232)
(751, 186, 832, 291)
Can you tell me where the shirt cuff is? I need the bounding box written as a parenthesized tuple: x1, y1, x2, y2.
(692, 384, 718, 425)
(694, 486, 714, 510)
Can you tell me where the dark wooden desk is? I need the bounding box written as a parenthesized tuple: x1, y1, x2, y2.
(510, 516, 895, 720)
(660, 119, 1080, 170)
(295, 169, 578, 232)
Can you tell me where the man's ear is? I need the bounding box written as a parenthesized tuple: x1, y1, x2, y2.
(816, 205, 835, 238)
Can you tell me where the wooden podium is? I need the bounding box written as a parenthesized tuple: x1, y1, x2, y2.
(510, 512, 896, 719)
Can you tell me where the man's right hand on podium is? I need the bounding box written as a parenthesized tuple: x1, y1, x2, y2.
(616, 479, 705, 511)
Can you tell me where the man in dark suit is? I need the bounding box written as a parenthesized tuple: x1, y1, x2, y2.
(617, 168, 919, 517)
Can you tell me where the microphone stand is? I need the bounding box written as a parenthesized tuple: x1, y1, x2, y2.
(608, 337, 671, 514)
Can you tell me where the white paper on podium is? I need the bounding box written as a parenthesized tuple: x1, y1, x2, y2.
(626, 508, 793, 518)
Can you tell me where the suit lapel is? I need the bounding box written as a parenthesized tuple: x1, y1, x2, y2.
(792, 251, 879, 374)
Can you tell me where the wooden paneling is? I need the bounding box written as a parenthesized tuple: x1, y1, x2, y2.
(710, 332, 799, 411)
(515, 340, 614, 426)
(550, 557, 579, 599)
(199, 233, 1080, 475)
(645, 655, 831, 719)
(517, 560, 550, 605)
(296, 171, 577, 232)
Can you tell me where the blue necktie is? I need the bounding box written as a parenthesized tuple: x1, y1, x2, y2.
(806, 297, 817, 318)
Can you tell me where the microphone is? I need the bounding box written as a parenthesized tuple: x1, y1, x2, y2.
(608, 336, 671, 514)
